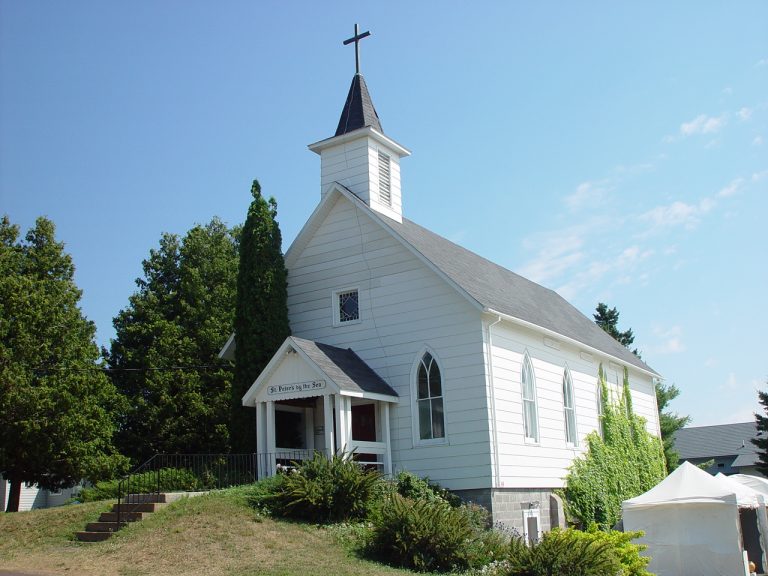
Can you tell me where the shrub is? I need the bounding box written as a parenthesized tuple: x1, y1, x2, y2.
(368, 493, 507, 573)
(503, 526, 649, 576)
(394, 470, 462, 507)
(505, 529, 620, 576)
(272, 452, 382, 523)
(79, 468, 200, 502)
(567, 525, 651, 576)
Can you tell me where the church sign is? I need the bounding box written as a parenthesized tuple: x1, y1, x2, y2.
(267, 380, 326, 397)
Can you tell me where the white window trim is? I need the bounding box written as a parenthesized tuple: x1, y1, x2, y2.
(520, 351, 540, 444)
(410, 346, 448, 447)
(562, 365, 579, 447)
(522, 508, 541, 544)
(331, 286, 362, 327)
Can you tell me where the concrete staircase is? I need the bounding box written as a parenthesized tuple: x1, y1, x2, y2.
(75, 493, 174, 542)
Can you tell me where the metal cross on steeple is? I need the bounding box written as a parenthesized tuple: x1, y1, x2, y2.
(343, 23, 371, 75)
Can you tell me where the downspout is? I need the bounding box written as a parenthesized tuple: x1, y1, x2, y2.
(486, 315, 503, 488)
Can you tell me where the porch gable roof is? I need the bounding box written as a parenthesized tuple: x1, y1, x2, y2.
(242, 336, 399, 406)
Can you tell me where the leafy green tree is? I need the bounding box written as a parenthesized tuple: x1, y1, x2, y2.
(751, 385, 768, 476)
(231, 180, 290, 454)
(593, 302, 636, 350)
(656, 382, 690, 472)
(108, 218, 239, 463)
(0, 216, 127, 512)
(563, 365, 666, 529)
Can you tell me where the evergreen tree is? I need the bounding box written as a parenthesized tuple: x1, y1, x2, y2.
(563, 365, 666, 529)
(656, 381, 690, 472)
(751, 385, 768, 476)
(231, 180, 289, 453)
(593, 302, 636, 349)
(0, 216, 127, 512)
(108, 218, 239, 463)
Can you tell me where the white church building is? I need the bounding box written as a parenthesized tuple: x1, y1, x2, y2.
(221, 29, 661, 534)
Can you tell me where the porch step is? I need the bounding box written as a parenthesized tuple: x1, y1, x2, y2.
(125, 492, 173, 504)
(85, 521, 127, 532)
(99, 511, 147, 522)
(112, 501, 167, 513)
(75, 530, 113, 542)
(75, 493, 169, 542)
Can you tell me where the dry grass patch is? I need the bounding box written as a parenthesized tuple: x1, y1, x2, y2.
(0, 490, 415, 576)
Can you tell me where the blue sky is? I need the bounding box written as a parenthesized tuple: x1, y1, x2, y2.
(2, 1, 766, 428)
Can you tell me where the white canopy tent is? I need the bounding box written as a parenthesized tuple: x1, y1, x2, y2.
(715, 473, 768, 572)
(623, 462, 748, 576)
(732, 474, 768, 497)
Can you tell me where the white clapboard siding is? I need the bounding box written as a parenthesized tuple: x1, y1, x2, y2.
(486, 320, 659, 489)
(287, 194, 492, 489)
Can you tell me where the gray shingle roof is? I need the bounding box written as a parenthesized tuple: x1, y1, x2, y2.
(335, 74, 383, 136)
(382, 215, 656, 374)
(290, 336, 397, 398)
(674, 422, 761, 461)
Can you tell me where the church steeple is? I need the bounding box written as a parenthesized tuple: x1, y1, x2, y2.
(335, 74, 382, 136)
(308, 24, 410, 223)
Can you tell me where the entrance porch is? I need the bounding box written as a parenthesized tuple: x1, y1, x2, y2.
(240, 336, 399, 477)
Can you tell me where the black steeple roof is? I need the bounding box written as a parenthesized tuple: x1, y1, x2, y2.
(335, 74, 383, 136)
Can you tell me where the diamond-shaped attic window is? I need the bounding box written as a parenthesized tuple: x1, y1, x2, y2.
(338, 290, 359, 323)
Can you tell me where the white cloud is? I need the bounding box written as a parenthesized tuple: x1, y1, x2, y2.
(717, 178, 743, 198)
(704, 357, 717, 368)
(651, 325, 685, 354)
(757, 58, 768, 68)
(641, 200, 702, 229)
(565, 180, 609, 211)
(722, 86, 733, 95)
(680, 114, 726, 136)
(738, 107, 753, 121)
(753, 170, 768, 182)
(753, 135, 764, 146)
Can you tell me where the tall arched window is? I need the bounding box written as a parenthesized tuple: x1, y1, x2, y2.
(521, 353, 539, 442)
(562, 367, 578, 446)
(417, 352, 444, 440)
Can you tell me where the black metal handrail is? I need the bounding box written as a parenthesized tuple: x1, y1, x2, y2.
(116, 453, 258, 526)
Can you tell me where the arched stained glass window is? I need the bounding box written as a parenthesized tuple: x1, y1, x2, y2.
(562, 367, 578, 445)
(417, 352, 444, 440)
(521, 354, 539, 442)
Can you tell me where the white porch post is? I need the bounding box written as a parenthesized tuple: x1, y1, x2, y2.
(256, 403, 267, 478)
(304, 407, 315, 452)
(334, 394, 351, 454)
(382, 402, 392, 476)
(265, 401, 276, 475)
(323, 394, 335, 457)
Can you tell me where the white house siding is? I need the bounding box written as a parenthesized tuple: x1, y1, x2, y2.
(286, 194, 492, 490)
(318, 138, 403, 222)
(486, 319, 660, 490)
(0, 478, 76, 511)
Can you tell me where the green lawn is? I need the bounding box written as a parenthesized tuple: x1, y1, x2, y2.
(0, 489, 420, 576)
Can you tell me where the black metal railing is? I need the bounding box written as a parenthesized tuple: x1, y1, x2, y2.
(255, 449, 330, 477)
(116, 453, 258, 526)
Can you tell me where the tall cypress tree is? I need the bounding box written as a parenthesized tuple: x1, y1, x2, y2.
(231, 180, 290, 453)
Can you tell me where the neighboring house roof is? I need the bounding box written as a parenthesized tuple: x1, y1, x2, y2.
(335, 73, 382, 136)
(290, 336, 398, 398)
(674, 422, 761, 466)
